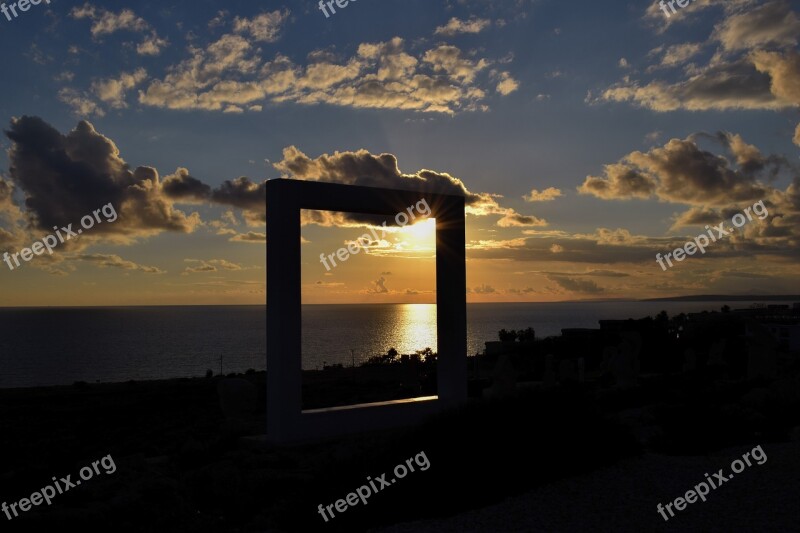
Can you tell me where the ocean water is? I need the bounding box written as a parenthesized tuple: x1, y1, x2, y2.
(0, 301, 777, 388)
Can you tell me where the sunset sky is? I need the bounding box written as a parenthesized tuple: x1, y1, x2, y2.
(0, 0, 798, 306)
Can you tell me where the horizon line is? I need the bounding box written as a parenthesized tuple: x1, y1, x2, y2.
(1, 295, 798, 310)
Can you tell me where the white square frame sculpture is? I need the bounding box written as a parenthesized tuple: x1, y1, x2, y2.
(266, 179, 467, 443)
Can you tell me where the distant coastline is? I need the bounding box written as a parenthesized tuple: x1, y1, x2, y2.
(640, 295, 800, 302)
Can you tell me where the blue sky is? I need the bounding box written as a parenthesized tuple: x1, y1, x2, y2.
(0, 0, 798, 305)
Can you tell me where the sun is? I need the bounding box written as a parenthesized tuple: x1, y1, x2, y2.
(402, 218, 436, 242)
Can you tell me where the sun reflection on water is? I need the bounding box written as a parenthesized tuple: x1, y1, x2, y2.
(390, 303, 437, 354)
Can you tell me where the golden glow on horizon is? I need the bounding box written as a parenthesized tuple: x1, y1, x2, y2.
(301, 212, 437, 304)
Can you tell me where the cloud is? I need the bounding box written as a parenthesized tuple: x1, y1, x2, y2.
(232, 10, 290, 42)
(3, 117, 202, 242)
(315, 281, 344, 288)
(0, 179, 22, 222)
(183, 263, 216, 274)
(523, 269, 630, 278)
(434, 17, 492, 36)
(714, 1, 800, 52)
(547, 275, 604, 294)
(137, 32, 169, 56)
(274, 146, 542, 227)
(474, 211, 793, 269)
(654, 43, 704, 68)
(467, 238, 528, 250)
(229, 231, 266, 243)
(715, 269, 772, 279)
(670, 206, 738, 229)
(576, 131, 800, 259)
(645, 131, 662, 143)
(643, 0, 754, 31)
(58, 88, 105, 117)
(524, 187, 563, 202)
(4, 118, 264, 234)
(597, 57, 783, 111)
(370, 276, 389, 293)
(162, 168, 213, 203)
(473, 283, 496, 294)
(581, 269, 630, 277)
(750, 49, 800, 104)
(795, 123, 800, 146)
(507, 287, 538, 295)
(578, 163, 657, 200)
(54, 71, 75, 83)
(495, 210, 547, 227)
(182, 258, 243, 274)
(92, 68, 147, 109)
(211, 177, 266, 224)
(208, 10, 228, 29)
(578, 133, 780, 206)
(495, 71, 519, 95)
(602, 1, 800, 116)
(72, 253, 164, 273)
(70, 3, 167, 56)
(467, 229, 682, 265)
(139, 34, 265, 111)
(140, 31, 515, 114)
(71, 4, 148, 36)
(422, 45, 489, 85)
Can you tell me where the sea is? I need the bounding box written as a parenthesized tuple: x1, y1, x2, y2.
(0, 301, 787, 388)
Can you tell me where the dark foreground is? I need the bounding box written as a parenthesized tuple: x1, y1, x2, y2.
(1, 362, 799, 532)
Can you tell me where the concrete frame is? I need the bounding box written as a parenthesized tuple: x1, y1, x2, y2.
(266, 179, 467, 443)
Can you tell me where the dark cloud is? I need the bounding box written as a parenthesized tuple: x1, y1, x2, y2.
(578, 130, 800, 257)
(1, 117, 270, 249)
(579, 134, 776, 206)
(275, 146, 543, 227)
(670, 206, 743, 228)
(705, 131, 788, 178)
(4, 117, 201, 240)
(162, 168, 212, 202)
(211, 177, 266, 223)
(579, 164, 656, 200)
(598, 57, 778, 112)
